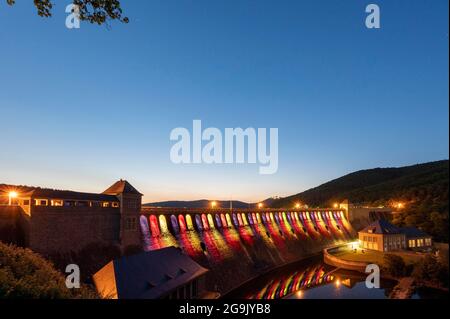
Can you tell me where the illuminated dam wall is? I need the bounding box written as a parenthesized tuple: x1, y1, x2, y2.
(139, 208, 355, 294)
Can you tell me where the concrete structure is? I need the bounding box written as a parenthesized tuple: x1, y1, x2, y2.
(0, 180, 142, 254)
(358, 219, 432, 252)
(93, 246, 208, 299)
(1, 181, 353, 258)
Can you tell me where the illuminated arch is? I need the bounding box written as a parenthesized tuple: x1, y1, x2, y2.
(220, 214, 227, 227)
(232, 213, 239, 227)
(261, 213, 267, 224)
(195, 214, 203, 230)
(159, 215, 169, 233)
(149, 215, 160, 237)
(207, 214, 215, 229)
(226, 213, 233, 227)
(178, 214, 187, 232)
(140, 215, 150, 237)
(215, 214, 222, 228)
(185, 214, 194, 231)
(170, 215, 179, 234)
(248, 213, 254, 225)
(201, 214, 209, 230)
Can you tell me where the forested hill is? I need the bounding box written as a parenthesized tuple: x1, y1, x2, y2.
(271, 160, 449, 242)
(271, 160, 448, 208)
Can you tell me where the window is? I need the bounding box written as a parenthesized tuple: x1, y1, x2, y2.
(425, 238, 432, 246)
(102, 202, 110, 208)
(51, 199, 63, 206)
(125, 217, 137, 231)
(417, 239, 424, 247)
(112, 202, 119, 208)
(35, 199, 48, 206)
(409, 240, 416, 248)
(64, 200, 76, 207)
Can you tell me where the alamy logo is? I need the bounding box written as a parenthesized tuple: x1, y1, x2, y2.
(365, 4, 381, 29)
(65, 264, 80, 289)
(365, 264, 380, 289)
(65, 4, 81, 29)
(170, 120, 279, 174)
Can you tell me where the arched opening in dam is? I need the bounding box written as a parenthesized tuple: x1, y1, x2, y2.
(140, 208, 355, 294)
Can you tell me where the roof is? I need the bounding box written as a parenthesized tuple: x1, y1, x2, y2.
(20, 188, 118, 202)
(102, 180, 142, 196)
(359, 219, 402, 235)
(401, 227, 430, 239)
(93, 246, 208, 299)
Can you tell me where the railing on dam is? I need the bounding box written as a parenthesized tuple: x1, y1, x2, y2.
(140, 207, 353, 240)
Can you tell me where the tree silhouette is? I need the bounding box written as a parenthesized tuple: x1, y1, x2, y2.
(6, 0, 128, 24)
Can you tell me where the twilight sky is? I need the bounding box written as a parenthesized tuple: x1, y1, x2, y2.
(0, 0, 448, 203)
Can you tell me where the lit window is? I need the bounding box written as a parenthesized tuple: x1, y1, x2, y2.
(102, 202, 110, 208)
(51, 199, 63, 206)
(112, 202, 119, 208)
(35, 199, 48, 206)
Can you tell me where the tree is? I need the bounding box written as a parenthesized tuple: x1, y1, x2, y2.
(0, 242, 97, 298)
(5, 0, 128, 24)
(412, 254, 449, 288)
(383, 254, 406, 278)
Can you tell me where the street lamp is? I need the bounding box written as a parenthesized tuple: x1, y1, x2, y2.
(258, 203, 263, 209)
(8, 191, 18, 206)
(333, 203, 339, 209)
(211, 201, 217, 209)
(295, 203, 301, 209)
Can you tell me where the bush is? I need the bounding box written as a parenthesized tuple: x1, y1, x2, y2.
(48, 242, 122, 283)
(0, 242, 97, 298)
(383, 254, 406, 277)
(412, 254, 449, 288)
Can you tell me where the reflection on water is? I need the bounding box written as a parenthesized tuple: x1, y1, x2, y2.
(225, 256, 397, 299)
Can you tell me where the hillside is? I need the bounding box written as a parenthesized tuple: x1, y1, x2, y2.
(271, 160, 449, 242)
(270, 160, 448, 208)
(144, 200, 251, 209)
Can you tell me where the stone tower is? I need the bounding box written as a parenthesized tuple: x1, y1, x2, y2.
(103, 179, 143, 249)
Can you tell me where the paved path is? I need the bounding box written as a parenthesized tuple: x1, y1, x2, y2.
(390, 277, 415, 299)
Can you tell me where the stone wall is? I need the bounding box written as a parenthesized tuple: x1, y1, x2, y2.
(29, 206, 121, 255)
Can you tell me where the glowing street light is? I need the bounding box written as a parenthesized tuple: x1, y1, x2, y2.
(396, 202, 404, 209)
(295, 203, 301, 209)
(211, 201, 217, 209)
(8, 191, 18, 206)
(258, 203, 263, 209)
(333, 203, 339, 209)
(335, 278, 341, 287)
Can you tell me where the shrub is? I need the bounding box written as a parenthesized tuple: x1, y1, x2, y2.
(0, 242, 97, 298)
(412, 254, 449, 287)
(383, 254, 406, 277)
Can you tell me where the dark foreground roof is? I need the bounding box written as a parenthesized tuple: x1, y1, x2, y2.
(103, 179, 142, 196)
(359, 219, 402, 235)
(401, 227, 430, 239)
(93, 246, 208, 299)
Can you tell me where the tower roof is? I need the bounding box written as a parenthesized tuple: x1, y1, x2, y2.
(103, 180, 142, 196)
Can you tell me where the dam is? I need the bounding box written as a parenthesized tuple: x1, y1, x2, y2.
(139, 207, 355, 293)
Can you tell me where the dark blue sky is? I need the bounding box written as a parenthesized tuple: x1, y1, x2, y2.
(0, 0, 448, 202)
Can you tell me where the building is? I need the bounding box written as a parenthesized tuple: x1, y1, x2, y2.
(0, 179, 142, 254)
(358, 219, 432, 252)
(93, 246, 209, 299)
